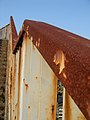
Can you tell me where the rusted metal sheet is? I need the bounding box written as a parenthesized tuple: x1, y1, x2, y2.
(17, 36, 57, 120)
(7, 39, 12, 120)
(6, 17, 18, 120)
(8, 17, 90, 120)
(63, 88, 86, 120)
(7, 32, 58, 120)
(10, 16, 18, 51)
(13, 20, 90, 120)
(10, 33, 87, 120)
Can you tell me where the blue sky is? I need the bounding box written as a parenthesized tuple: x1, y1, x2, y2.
(0, 0, 90, 39)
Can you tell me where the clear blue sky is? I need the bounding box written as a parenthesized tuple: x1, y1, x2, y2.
(0, 0, 90, 39)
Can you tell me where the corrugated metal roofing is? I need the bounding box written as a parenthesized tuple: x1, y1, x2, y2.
(11, 19, 90, 120)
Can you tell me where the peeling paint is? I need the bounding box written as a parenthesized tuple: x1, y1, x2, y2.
(63, 72, 67, 79)
(53, 50, 66, 74)
(36, 38, 40, 47)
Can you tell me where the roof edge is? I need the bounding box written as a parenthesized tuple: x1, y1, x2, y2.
(10, 16, 18, 51)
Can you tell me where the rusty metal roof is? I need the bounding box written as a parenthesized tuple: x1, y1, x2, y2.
(13, 20, 90, 120)
(10, 16, 18, 50)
